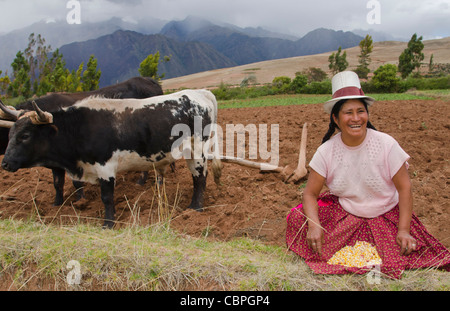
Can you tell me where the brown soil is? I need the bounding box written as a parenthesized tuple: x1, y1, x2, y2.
(0, 99, 449, 249)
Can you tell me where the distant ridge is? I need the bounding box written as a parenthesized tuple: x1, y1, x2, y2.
(59, 30, 237, 87)
(57, 17, 363, 86)
(1, 16, 373, 87)
(160, 17, 364, 65)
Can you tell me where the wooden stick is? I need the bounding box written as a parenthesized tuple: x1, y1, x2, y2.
(286, 122, 308, 182)
(206, 122, 308, 183)
(219, 156, 285, 172)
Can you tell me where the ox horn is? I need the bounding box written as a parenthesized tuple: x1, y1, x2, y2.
(0, 120, 15, 128)
(0, 99, 20, 121)
(31, 101, 53, 124)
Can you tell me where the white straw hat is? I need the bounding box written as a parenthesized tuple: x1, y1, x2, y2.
(323, 71, 375, 114)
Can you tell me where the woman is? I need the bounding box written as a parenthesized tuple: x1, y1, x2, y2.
(286, 71, 450, 279)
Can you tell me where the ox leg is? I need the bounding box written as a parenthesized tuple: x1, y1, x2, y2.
(99, 177, 116, 229)
(186, 158, 207, 211)
(51, 168, 65, 206)
(72, 180, 85, 201)
(51, 168, 85, 205)
(188, 174, 207, 211)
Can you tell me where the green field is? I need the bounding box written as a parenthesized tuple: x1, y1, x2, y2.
(218, 92, 438, 109)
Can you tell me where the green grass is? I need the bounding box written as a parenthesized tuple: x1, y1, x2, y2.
(404, 89, 450, 100)
(0, 218, 448, 291)
(218, 92, 437, 109)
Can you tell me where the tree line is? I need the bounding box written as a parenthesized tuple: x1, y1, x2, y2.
(212, 33, 449, 100)
(327, 33, 449, 93)
(329, 33, 429, 79)
(0, 33, 169, 101)
(262, 33, 447, 96)
(0, 33, 101, 99)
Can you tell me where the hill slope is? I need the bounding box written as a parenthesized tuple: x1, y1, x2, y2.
(60, 30, 237, 87)
(161, 37, 450, 90)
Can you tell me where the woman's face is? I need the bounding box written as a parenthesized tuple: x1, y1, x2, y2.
(332, 99, 369, 146)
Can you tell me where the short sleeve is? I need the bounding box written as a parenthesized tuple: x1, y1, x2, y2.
(387, 141, 410, 178)
(309, 148, 328, 178)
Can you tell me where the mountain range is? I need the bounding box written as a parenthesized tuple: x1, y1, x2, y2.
(1, 15, 381, 87)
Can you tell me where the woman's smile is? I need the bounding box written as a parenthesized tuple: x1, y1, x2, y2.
(333, 99, 369, 146)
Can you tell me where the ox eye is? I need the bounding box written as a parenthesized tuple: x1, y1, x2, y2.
(19, 132, 31, 142)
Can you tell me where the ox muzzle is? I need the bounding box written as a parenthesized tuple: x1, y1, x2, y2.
(1, 156, 19, 172)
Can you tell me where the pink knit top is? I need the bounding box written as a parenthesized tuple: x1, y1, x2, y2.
(309, 129, 410, 218)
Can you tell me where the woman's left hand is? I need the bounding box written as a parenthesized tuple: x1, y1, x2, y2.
(396, 230, 417, 256)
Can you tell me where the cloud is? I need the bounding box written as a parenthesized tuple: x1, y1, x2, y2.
(0, 0, 448, 40)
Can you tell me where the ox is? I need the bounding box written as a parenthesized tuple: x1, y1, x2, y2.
(1, 89, 222, 228)
(0, 77, 163, 205)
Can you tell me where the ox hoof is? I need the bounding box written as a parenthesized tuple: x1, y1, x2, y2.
(187, 204, 204, 212)
(53, 200, 64, 207)
(102, 220, 115, 229)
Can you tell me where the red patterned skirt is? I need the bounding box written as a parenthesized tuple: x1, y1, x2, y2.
(286, 192, 450, 279)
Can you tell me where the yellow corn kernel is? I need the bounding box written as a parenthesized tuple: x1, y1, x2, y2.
(327, 241, 382, 268)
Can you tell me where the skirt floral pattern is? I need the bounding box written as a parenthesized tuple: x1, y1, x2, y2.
(286, 192, 450, 279)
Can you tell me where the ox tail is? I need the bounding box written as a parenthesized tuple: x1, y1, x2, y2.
(207, 90, 222, 185)
(211, 145, 222, 185)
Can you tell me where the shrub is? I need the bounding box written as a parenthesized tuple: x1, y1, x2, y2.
(371, 64, 400, 93)
(300, 80, 332, 94)
(299, 67, 328, 83)
(272, 76, 291, 87)
(290, 74, 308, 93)
(398, 76, 450, 91)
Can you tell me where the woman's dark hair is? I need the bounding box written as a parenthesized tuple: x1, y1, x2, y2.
(321, 98, 377, 144)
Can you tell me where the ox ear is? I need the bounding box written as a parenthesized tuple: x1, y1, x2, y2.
(31, 101, 53, 124)
(0, 99, 20, 121)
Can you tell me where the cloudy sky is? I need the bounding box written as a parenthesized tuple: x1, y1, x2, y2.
(0, 0, 449, 40)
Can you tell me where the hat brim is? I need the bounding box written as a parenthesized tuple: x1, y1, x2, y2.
(323, 95, 375, 114)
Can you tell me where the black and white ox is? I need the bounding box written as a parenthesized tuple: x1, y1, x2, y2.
(0, 77, 163, 205)
(1, 89, 222, 228)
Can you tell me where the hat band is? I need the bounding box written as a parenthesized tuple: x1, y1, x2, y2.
(332, 86, 365, 99)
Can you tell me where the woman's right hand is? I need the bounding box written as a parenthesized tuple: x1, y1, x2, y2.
(302, 170, 327, 257)
(307, 224, 324, 256)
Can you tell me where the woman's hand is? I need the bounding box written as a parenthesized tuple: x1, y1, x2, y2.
(302, 170, 327, 257)
(307, 224, 324, 256)
(392, 164, 415, 256)
(396, 230, 417, 255)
